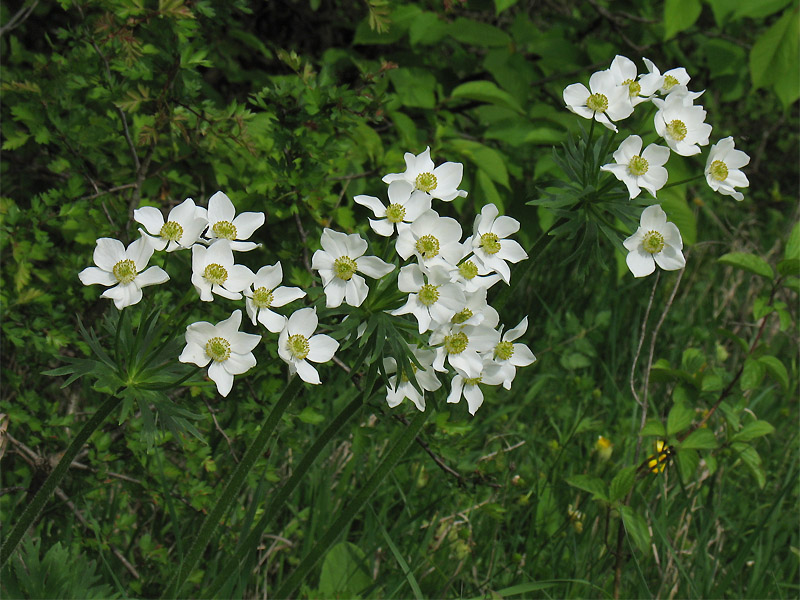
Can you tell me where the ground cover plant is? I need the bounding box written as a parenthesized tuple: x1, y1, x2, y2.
(1, 0, 798, 598)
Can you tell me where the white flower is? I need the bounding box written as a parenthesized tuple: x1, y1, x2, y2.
(608, 55, 660, 108)
(201, 191, 265, 252)
(483, 317, 536, 390)
(430, 322, 498, 375)
(191, 240, 254, 301)
(446, 360, 505, 416)
(382, 147, 468, 202)
(448, 288, 499, 329)
(384, 345, 441, 412)
(133, 198, 207, 252)
(466, 203, 528, 284)
(79, 237, 169, 309)
(450, 243, 502, 292)
(600, 135, 670, 199)
(653, 93, 712, 156)
(704, 137, 750, 201)
(563, 69, 633, 132)
(392, 264, 466, 334)
(643, 58, 690, 95)
(395, 210, 463, 269)
(354, 180, 432, 237)
(278, 307, 339, 385)
(179, 310, 260, 397)
(244, 263, 306, 333)
(623, 205, 685, 278)
(311, 228, 395, 308)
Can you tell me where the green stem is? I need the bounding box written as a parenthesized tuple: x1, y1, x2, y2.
(0, 394, 122, 567)
(203, 391, 367, 597)
(162, 375, 304, 598)
(662, 174, 704, 189)
(274, 406, 431, 599)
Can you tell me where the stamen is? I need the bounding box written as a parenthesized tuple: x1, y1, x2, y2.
(663, 75, 678, 91)
(586, 93, 608, 113)
(458, 260, 478, 280)
(623, 79, 641, 97)
(287, 334, 310, 360)
(444, 331, 469, 355)
(385, 203, 406, 224)
(160, 220, 184, 242)
(415, 172, 437, 193)
(480, 232, 501, 255)
(204, 263, 228, 285)
(112, 259, 137, 284)
(666, 119, 687, 141)
(464, 376, 482, 386)
(252, 286, 274, 308)
(709, 160, 728, 182)
(418, 284, 439, 306)
(642, 231, 665, 254)
(333, 256, 358, 281)
(451, 308, 473, 324)
(494, 340, 514, 360)
(628, 155, 649, 176)
(205, 336, 231, 362)
(212, 220, 237, 240)
(415, 234, 440, 260)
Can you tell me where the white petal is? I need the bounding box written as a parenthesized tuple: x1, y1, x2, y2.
(207, 191, 236, 223)
(654, 245, 685, 271)
(186, 321, 216, 347)
(639, 205, 667, 230)
(231, 212, 265, 240)
(447, 376, 464, 404)
(497, 239, 528, 264)
(356, 255, 394, 278)
(295, 359, 321, 384)
(231, 330, 261, 354)
(563, 83, 590, 108)
(312, 249, 335, 271)
(224, 352, 257, 376)
(79, 266, 116, 287)
(324, 278, 347, 308)
(320, 228, 349, 258)
(94, 238, 126, 271)
(271, 286, 306, 306)
(258, 309, 288, 334)
(464, 385, 484, 415)
(344, 275, 368, 307)
(369, 218, 394, 237)
(102, 282, 143, 309)
(387, 179, 414, 204)
(133, 206, 165, 235)
(216, 310, 243, 338)
(137, 266, 170, 287)
(354, 194, 386, 218)
(626, 248, 656, 278)
(179, 342, 210, 367)
(288, 307, 318, 337)
(208, 361, 234, 396)
(307, 333, 339, 363)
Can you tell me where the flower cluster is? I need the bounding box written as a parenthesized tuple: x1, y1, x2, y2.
(564, 55, 750, 277)
(356, 148, 536, 415)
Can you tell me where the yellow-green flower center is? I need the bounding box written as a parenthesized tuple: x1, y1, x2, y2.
(205, 336, 231, 362)
(464, 376, 482, 386)
(333, 256, 358, 281)
(451, 308, 473, 324)
(628, 155, 649, 176)
(623, 79, 641, 97)
(415, 172, 437, 193)
(709, 160, 728, 182)
(399, 364, 418, 383)
(418, 283, 439, 306)
(458, 260, 478, 280)
(444, 331, 469, 355)
(252, 286, 274, 308)
(663, 75, 678, 91)
(586, 92, 608, 113)
(212, 220, 237, 240)
(385, 203, 406, 224)
(112, 259, 137, 284)
(287, 333, 310, 360)
(494, 340, 514, 361)
(642, 230, 665, 254)
(666, 119, 687, 141)
(204, 263, 228, 285)
(415, 234, 440, 260)
(160, 220, 184, 242)
(480, 232, 501, 255)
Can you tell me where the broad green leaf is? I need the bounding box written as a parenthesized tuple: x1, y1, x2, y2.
(449, 17, 511, 47)
(749, 7, 800, 108)
(448, 139, 510, 188)
(408, 11, 449, 46)
(680, 428, 718, 450)
(667, 400, 694, 436)
(783, 277, 800, 293)
(740, 358, 766, 391)
(731, 420, 775, 443)
(676, 448, 699, 481)
(619, 506, 650, 554)
(564, 475, 608, 501)
(387, 68, 436, 109)
(318, 542, 372, 599)
(641, 420, 666, 437)
(718, 252, 774, 279)
(451, 80, 524, 114)
(731, 442, 766, 489)
(733, 0, 793, 19)
(298, 406, 325, 425)
(660, 190, 697, 245)
(786, 221, 800, 261)
(777, 258, 800, 276)
(681, 348, 705, 373)
(609, 466, 636, 502)
(494, 0, 519, 15)
(758, 355, 789, 391)
(476, 170, 504, 213)
(663, 0, 703, 40)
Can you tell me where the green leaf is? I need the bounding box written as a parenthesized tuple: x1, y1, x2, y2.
(680, 428, 718, 450)
(681, 348, 706, 373)
(451, 80, 523, 114)
(494, 0, 519, 15)
(731, 420, 775, 443)
(783, 277, 800, 293)
(667, 400, 694, 436)
(641, 420, 666, 437)
(298, 406, 325, 425)
(448, 139, 510, 188)
(663, 0, 703, 40)
(318, 542, 372, 599)
(387, 67, 436, 109)
(564, 475, 608, 502)
(731, 442, 766, 488)
(449, 17, 511, 47)
(749, 7, 800, 108)
(758, 355, 790, 390)
(786, 221, 800, 261)
(777, 258, 800, 276)
(740, 358, 766, 391)
(609, 466, 636, 502)
(619, 506, 650, 554)
(660, 190, 697, 245)
(718, 252, 774, 279)
(733, 0, 793, 19)
(675, 448, 699, 481)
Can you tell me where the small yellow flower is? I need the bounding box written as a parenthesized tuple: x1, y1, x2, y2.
(567, 504, 584, 534)
(595, 435, 614, 461)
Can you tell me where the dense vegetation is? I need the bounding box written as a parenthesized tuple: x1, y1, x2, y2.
(1, 0, 797, 598)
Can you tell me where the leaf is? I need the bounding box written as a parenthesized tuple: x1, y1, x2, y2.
(777, 258, 800, 276)
(609, 466, 636, 502)
(786, 221, 800, 261)
(667, 400, 694, 436)
(731, 420, 775, 443)
(317, 542, 372, 599)
(448, 139, 510, 188)
(741, 357, 766, 390)
(733, 0, 793, 19)
(675, 448, 699, 481)
(731, 442, 766, 489)
(663, 0, 703, 40)
(758, 355, 789, 390)
(718, 252, 774, 279)
(448, 17, 511, 47)
(680, 428, 718, 450)
(298, 406, 325, 425)
(641, 420, 666, 437)
(564, 475, 608, 502)
(387, 67, 436, 109)
(451, 80, 524, 114)
(660, 190, 697, 245)
(494, 0, 519, 15)
(619, 506, 650, 554)
(749, 7, 800, 108)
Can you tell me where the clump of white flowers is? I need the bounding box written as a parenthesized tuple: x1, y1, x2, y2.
(563, 55, 750, 278)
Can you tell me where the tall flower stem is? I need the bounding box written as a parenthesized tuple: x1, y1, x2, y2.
(0, 394, 122, 567)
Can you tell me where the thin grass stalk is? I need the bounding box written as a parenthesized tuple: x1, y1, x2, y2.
(162, 374, 303, 598)
(0, 394, 122, 567)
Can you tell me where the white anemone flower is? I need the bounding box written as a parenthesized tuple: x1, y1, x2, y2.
(133, 198, 207, 252)
(311, 228, 395, 308)
(392, 264, 465, 334)
(600, 135, 670, 199)
(483, 317, 537, 390)
(447, 360, 505, 416)
(563, 69, 633, 132)
(278, 307, 339, 385)
(244, 263, 306, 333)
(608, 55, 660, 108)
(79, 237, 169, 309)
(395, 210, 463, 269)
(382, 147, 468, 201)
(179, 310, 260, 397)
(448, 288, 500, 329)
(623, 205, 685, 278)
(191, 240, 254, 301)
(704, 137, 750, 201)
(383, 345, 441, 412)
(466, 203, 528, 284)
(653, 93, 712, 156)
(354, 180, 432, 237)
(642, 58, 690, 95)
(430, 322, 498, 375)
(201, 191, 265, 252)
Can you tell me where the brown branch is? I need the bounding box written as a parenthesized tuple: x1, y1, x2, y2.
(0, 0, 40, 38)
